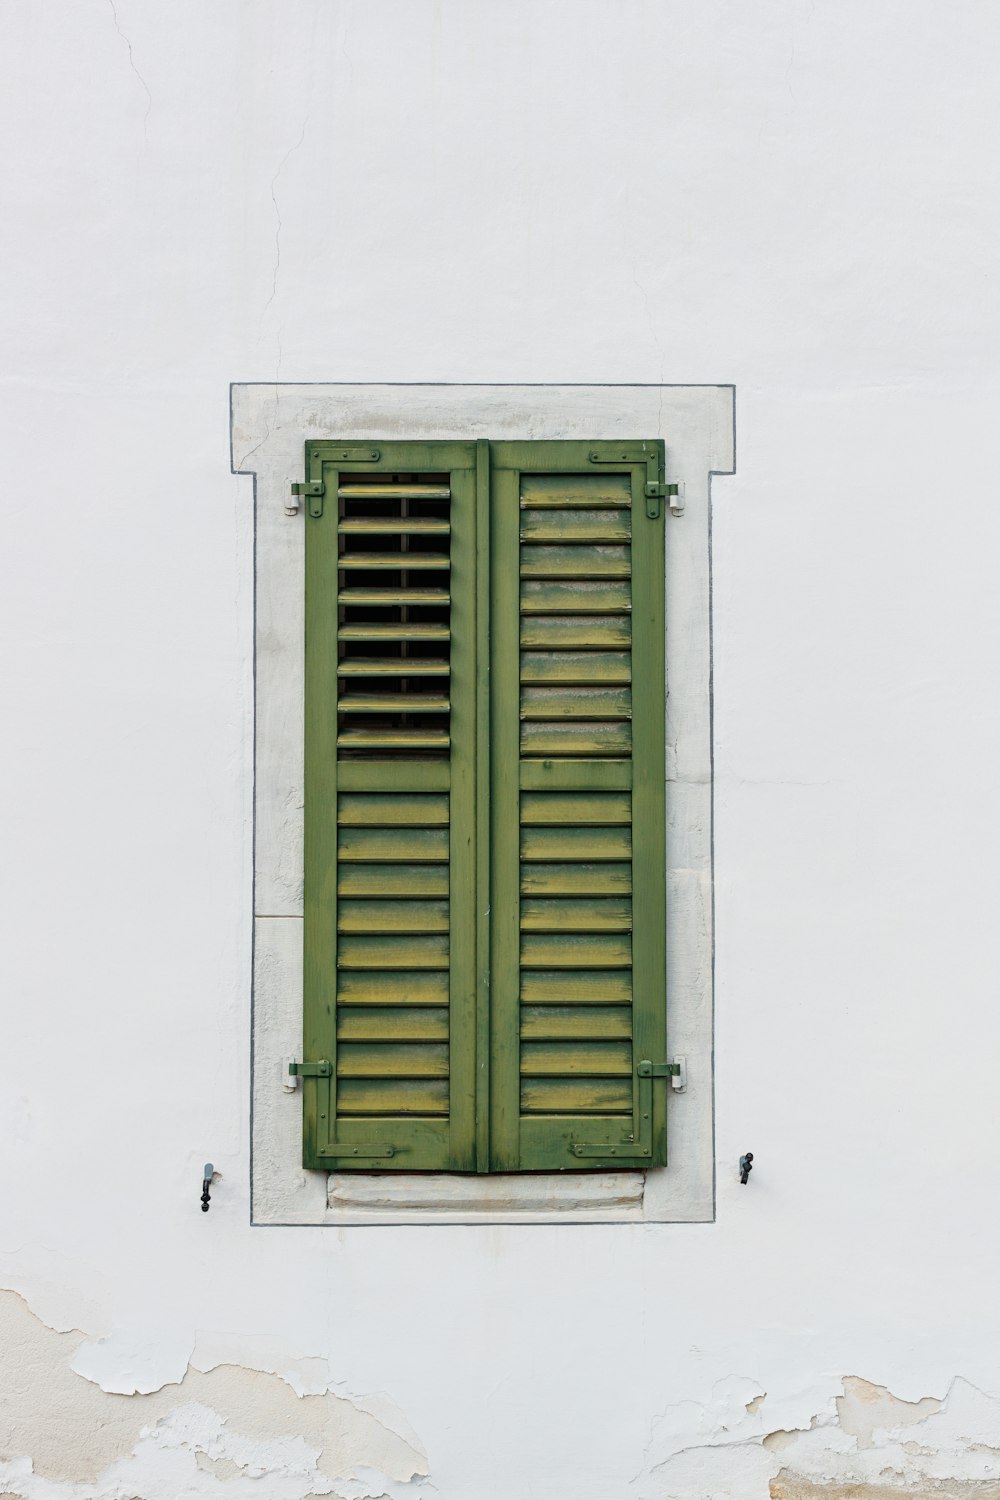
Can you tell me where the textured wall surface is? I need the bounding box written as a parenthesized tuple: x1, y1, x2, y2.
(2, 2, 999, 1496)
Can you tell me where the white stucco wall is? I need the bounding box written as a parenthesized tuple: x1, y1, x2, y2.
(2, 3, 999, 1497)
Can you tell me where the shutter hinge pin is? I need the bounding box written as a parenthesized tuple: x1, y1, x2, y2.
(290, 479, 325, 518)
(644, 481, 684, 516)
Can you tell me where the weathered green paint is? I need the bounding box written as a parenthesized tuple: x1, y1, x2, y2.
(300, 437, 668, 1172)
(474, 439, 492, 1173)
(303, 441, 477, 1171)
(488, 441, 667, 1172)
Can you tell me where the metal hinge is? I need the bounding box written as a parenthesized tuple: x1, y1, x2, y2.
(289, 479, 325, 518)
(636, 1060, 682, 1080)
(288, 1059, 332, 1079)
(646, 481, 683, 516)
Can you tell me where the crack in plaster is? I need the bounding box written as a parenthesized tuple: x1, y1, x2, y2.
(239, 118, 309, 478)
(106, 0, 151, 138)
(0, 1290, 428, 1498)
(262, 118, 309, 331)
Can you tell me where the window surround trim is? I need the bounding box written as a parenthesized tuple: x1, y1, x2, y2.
(231, 382, 735, 1225)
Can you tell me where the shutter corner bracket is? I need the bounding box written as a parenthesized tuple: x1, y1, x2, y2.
(587, 443, 671, 519)
(292, 446, 381, 518)
(288, 1062, 395, 1158)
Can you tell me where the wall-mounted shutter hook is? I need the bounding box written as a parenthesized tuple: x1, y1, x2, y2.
(739, 1151, 754, 1185)
(201, 1163, 214, 1212)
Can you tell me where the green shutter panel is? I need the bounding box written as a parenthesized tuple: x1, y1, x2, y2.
(302, 441, 479, 1170)
(488, 441, 669, 1171)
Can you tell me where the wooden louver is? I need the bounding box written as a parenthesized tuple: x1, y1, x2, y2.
(302, 439, 667, 1172)
(336, 474, 452, 755)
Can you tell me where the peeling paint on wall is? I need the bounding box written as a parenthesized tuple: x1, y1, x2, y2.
(633, 1373, 1000, 1500)
(0, 1291, 430, 1499)
(833, 1379, 943, 1452)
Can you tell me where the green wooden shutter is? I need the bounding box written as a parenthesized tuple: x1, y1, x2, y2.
(302, 441, 478, 1170)
(487, 441, 668, 1171)
(301, 436, 668, 1173)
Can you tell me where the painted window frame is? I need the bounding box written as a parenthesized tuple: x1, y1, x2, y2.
(231, 383, 734, 1225)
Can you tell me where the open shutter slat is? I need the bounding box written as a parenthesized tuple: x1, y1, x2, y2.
(338, 622, 451, 642)
(339, 517, 451, 535)
(338, 483, 451, 500)
(338, 657, 451, 677)
(338, 552, 452, 570)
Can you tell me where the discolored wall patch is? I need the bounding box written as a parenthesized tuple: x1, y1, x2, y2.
(633, 1373, 1000, 1500)
(0, 1290, 429, 1498)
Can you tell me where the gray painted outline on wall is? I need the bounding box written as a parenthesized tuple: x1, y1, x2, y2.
(231, 382, 735, 1225)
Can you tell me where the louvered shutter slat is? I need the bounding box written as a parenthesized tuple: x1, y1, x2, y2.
(337, 865, 449, 898)
(302, 443, 478, 1170)
(489, 441, 668, 1171)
